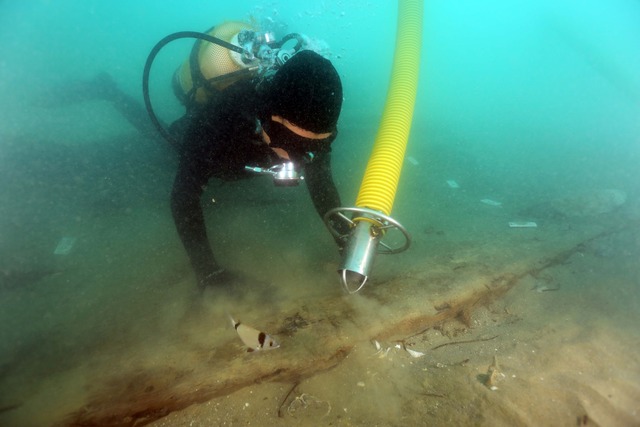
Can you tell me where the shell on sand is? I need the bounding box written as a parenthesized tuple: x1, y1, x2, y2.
(550, 189, 627, 217)
(484, 355, 503, 390)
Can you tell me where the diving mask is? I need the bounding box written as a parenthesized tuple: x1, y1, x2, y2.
(260, 117, 336, 164)
(245, 117, 335, 186)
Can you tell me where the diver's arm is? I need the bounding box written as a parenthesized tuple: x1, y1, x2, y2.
(304, 152, 351, 250)
(170, 154, 220, 287)
(304, 152, 342, 219)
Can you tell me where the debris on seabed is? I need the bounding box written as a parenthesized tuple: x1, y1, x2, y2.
(484, 355, 505, 390)
(371, 340, 426, 359)
(287, 393, 331, 418)
(481, 198, 503, 207)
(405, 347, 426, 358)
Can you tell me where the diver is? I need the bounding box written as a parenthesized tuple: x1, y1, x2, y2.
(41, 22, 347, 291)
(170, 48, 344, 290)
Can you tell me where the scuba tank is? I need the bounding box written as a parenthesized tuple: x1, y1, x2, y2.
(173, 21, 259, 105)
(142, 21, 305, 145)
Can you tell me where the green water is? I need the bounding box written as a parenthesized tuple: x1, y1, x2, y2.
(1, 1, 639, 426)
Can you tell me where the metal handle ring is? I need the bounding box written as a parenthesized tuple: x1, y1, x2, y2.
(324, 207, 411, 254)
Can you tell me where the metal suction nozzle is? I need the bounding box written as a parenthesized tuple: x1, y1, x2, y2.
(324, 207, 411, 294)
(340, 269, 368, 294)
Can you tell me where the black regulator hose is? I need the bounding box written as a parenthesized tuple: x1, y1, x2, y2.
(272, 33, 304, 51)
(142, 31, 246, 145)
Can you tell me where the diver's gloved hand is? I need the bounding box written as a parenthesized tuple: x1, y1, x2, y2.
(197, 268, 267, 295)
(333, 235, 347, 256)
(327, 217, 352, 255)
(198, 268, 233, 290)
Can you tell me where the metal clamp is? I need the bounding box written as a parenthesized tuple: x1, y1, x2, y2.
(324, 207, 411, 294)
(324, 207, 411, 254)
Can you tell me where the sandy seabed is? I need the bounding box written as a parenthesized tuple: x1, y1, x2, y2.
(145, 224, 640, 427)
(1, 130, 639, 427)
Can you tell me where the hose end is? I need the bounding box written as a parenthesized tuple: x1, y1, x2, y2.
(338, 221, 380, 293)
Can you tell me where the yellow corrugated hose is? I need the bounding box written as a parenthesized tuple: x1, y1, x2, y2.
(354, 0, 423, 216)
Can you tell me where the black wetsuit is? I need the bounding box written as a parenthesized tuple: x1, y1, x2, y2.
(170, 79, 342, 284)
